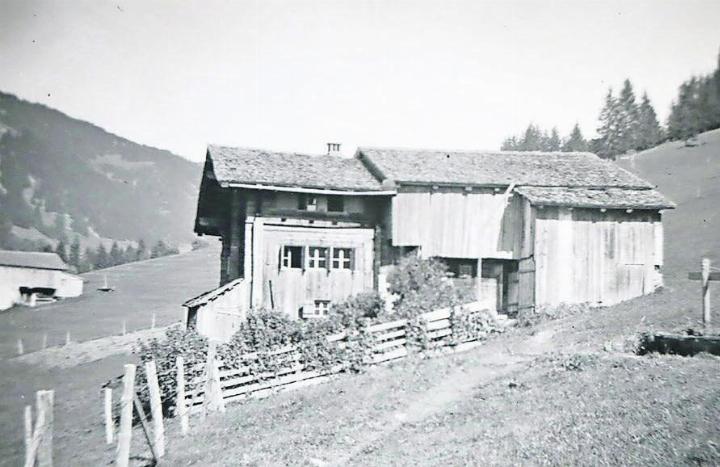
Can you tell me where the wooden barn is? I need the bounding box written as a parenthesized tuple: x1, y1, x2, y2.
(0, 250, 84, 310)
(187, 143, 673, 340)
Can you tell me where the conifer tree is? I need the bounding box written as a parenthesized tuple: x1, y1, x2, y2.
(547, 127, 562, 151)
(520, 124, 543, 151)
(69, 237, 82, 268)
(95, 243, 110, 269)
(596, 88, 622, 158)
(109, 241, 123, 266)
(562, 123, 589, 152)
(636, 92, 663, 150)
(55, 239, 68, 264)
(136, 239, 147, 261)
(616, 79, 640, 153)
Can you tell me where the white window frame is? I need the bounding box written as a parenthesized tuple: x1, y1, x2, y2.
(307, 246, 328, 269)
(331, 247, 353, 270)
(314, 300, 330, 316)
(281, 245, 303, 269)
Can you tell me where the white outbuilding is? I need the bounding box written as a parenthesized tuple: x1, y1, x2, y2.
(0, 250, 84, 311)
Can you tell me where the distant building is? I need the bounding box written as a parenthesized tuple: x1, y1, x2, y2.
(0, 250, 83, 310)
(187, 143, 674, 341)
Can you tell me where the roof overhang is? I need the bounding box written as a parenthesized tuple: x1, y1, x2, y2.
(224, 182, 396, 196)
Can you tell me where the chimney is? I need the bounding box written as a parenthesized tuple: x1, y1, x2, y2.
(326, 142, 341, 155)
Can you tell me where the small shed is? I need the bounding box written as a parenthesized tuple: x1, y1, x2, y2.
(0, 250, 84, 310)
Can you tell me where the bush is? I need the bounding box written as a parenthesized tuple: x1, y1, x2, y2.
(387, 255, 470, 318)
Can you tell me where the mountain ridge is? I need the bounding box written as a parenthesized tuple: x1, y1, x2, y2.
(0, 91, 202, 250)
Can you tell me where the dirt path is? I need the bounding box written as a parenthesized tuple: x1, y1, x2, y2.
(326, 327, 559, 466)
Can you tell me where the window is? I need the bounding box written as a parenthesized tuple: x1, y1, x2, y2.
(314, 300, 330, 316)
(281, 246, 303, 269)
(307, 246, 328, 269)
(303, 300, 330, 318)
(458, 263, 474, 278)
(298, 194, 318, 211)
(327, 195, 344, 212)
(332, 248, 354, 270)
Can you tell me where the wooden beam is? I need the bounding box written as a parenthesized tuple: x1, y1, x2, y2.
(228, 189, 243, 282)
(688, 272, 720, 281)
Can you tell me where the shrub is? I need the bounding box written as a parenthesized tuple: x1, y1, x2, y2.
(387, 255, 469, 318)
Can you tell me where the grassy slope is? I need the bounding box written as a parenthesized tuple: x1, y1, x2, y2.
(616, 128, 720, 275)
(0, 244, 219, 358)
(4, 133, 720, 466)
(149, 132, 720, 466)
(0, 245, 219, 467)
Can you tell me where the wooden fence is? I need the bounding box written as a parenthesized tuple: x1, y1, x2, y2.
(182, 302, 503, 408)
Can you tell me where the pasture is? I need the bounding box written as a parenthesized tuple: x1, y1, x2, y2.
(0, 245, 219, 466)
(2, 130, 720, 465)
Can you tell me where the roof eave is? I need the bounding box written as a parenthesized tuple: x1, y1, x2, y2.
(223, 182, 395, 196)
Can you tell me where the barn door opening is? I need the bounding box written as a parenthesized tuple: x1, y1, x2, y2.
(480, 258, 519, 315)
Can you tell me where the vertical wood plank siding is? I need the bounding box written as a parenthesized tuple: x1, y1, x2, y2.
(260, 225, 375, 318)
(391, 187, 523, 258)
(534, 207, 662, 307)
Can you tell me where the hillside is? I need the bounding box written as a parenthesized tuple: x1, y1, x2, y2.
(616, 128, 720, 277)
(0, 91, 201, 249)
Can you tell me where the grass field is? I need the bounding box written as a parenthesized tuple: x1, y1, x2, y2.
(145, 278, 719, 466)
(2, 132, 720, 466)
(0, 245, 219, 467)
(151, 132, 720, 466)
(0, 244, 219, 358)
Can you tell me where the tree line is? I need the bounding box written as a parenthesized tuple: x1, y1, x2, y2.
(503, 49, 720, 159)
(52, 238, 179, 273)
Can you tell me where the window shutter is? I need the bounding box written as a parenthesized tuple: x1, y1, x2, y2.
(349, 248, 355, 271)
(301, 246, 306, 272)
(278, 246, 283, 272)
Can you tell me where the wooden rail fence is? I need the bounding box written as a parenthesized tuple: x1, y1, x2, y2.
(181, 302, 500, 408)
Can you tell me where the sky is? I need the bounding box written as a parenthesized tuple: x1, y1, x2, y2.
(1, 0, 720, 162)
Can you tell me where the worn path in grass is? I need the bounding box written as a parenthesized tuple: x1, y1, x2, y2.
(332, 327, 558, 465)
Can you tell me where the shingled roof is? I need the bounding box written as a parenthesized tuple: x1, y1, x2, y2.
(207, 145, 386, 192)
(356, 148, 652, 189)
(514, 186, 675, 210)
(0, 250, 68, 271)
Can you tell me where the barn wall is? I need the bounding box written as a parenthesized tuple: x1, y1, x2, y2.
(0, 266, 80, 310)
(248, 222, 375, 318)
(391, 186, 523, 258)
(56, 272, 83, 298)
(534, 207, 663, 307)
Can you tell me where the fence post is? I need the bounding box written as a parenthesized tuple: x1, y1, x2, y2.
(32, 390, 54, 467)
(65, 332, 71, 346)
(203, 341, 225, 414)
(104, 388, 114, 444)
(24, 405, 32, 462)
(37, 391, 55, 467)
(122, 320, 127, 336)
(145, 361, 165, 457)
(702, 258, 711, 326)
(176, 356, 189, 435)
(17, 338, 24, 355)
(151, 313, 156, 330)
(42, 333, 47, 350)
(116, 364, 136, 467)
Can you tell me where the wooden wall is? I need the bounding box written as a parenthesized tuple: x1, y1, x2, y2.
(195, 281, 249, 342)
(254, 223, 375, 318)
(534, 207, 663, 307)
(391, 186, 524, 259)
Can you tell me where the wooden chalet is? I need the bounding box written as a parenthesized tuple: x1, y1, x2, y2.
(187, 143, 674, 341)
